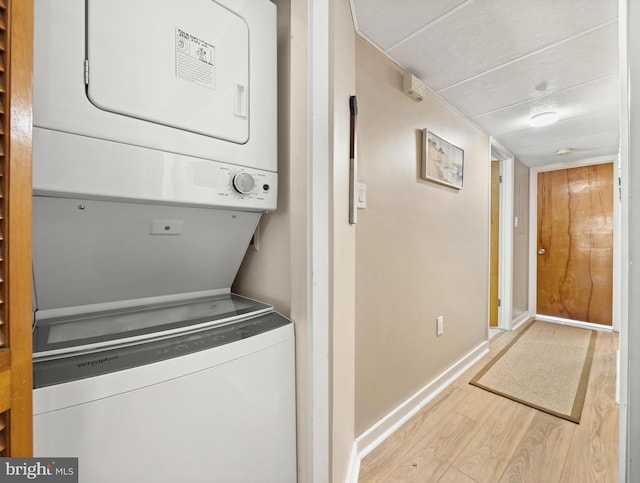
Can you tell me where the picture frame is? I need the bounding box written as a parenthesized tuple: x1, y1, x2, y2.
(421, 129, 464, 189)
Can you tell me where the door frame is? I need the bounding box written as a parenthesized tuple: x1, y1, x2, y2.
(308, 0, 331, 480)
(490, 138, 514, 331)
(527, 155, 620, 332)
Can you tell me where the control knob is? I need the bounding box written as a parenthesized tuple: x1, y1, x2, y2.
(232, 172, 255, 194)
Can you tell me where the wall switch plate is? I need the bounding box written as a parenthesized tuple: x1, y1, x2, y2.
(436, 316, 444, 336)
(357, 183, 367, 209)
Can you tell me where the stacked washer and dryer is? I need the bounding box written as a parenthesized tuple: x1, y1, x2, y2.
(31, 1, 296, 482)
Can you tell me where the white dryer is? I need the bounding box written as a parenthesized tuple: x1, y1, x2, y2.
(33, 0, 277, 208)
(31, 1, 295, 482)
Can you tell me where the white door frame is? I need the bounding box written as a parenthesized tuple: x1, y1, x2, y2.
(619, 0, 632, 479)
(490, 138, 514, 330)
(527, 156, 620, 332)
(308, 0, 331, 481)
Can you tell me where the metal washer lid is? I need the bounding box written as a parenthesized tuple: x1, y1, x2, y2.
(32, 196, 260, 311)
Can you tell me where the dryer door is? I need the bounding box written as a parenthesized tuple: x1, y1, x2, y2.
(86, 0, 249, 144)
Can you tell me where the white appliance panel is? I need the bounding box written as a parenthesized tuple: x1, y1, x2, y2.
(87, 0, 249, 144)
(34, 324, 296, 483)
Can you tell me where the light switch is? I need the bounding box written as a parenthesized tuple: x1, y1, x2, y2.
(357, 183, 367, 209)
(436, 316, 444, 336)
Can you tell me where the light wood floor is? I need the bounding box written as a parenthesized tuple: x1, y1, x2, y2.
(358, 321, 619, 483)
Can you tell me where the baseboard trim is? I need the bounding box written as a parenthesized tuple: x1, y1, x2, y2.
(349, 340, 489, 482)
(345, 441, 360, 483)
(511, 312, 532, 331)
(535, 314, 614, 332)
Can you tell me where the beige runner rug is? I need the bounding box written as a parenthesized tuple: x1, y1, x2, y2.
(470, 321, 597, 423)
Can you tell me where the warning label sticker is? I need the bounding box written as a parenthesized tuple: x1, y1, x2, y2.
(175, 28, 216, 89)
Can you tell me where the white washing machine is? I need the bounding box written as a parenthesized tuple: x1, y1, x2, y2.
(31, 1, 295, 481)
(33, 299, 296, 483)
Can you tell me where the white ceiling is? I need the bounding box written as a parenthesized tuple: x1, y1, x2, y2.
(350, 0, 619, 167)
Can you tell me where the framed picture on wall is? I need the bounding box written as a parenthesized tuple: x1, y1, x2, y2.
(421, 129, 464, 189)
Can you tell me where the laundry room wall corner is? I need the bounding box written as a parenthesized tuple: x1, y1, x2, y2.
(233, 0, 292, 314)
(232, 0, 312, 481)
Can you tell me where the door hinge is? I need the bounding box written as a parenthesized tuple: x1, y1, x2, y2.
(619, 176, 623, 201)
(84, 60, 89, 85)
(499, 175, 503, 183)
(498, 298, 502, 307)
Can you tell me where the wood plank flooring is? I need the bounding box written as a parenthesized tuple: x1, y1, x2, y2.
(358, 322, 619, 483)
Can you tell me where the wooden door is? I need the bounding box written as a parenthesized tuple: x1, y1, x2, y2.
(0, 0, 34, 455)
(537, 163, 613, 325)
(489, 161, 500, 327)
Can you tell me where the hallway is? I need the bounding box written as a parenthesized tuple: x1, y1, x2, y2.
(359, 321, 618, 482)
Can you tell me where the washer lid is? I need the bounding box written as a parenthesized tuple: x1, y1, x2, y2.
(32, 293, 273, 358)
(32, 197, 260, 311)
(86, 0, 249, 144)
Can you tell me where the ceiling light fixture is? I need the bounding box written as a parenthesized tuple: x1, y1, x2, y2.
(529, 111, 559, 127)
(556, 148, 573, 156)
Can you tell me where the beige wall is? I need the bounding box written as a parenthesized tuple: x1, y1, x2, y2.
(354, 37, 490, 434)
(233, 0, 291, 316)
(330, 1, 357, 481)
(512, 158, 530, 319)
(232, 0, 310, 480)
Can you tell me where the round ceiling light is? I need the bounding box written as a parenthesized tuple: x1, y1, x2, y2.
(529, 111, 559, 127)
(556, 148, 573, 156)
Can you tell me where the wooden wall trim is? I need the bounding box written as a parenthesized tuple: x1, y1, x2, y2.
(7, 0, 33, 456)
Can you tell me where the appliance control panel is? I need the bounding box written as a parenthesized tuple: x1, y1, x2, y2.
(228, 171, 274, 199)
(33, 128, 278, 212)
(232, 172, 257, 194)
(218, 166, 276, 205)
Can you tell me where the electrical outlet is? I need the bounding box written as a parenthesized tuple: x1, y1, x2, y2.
(436, 316, 444, 336)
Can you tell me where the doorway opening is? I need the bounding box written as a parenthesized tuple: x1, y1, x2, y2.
(529, 158, 617, 331)
(489, 159, 501, 331)
(489, 139, 514, 335)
